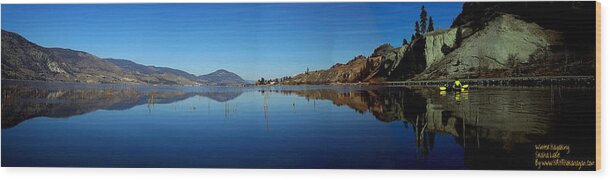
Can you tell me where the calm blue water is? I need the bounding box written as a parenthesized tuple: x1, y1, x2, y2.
(1, 80, 596, 169)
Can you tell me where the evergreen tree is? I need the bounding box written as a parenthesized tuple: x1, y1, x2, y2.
(402, 38, 408, 46)
(415, 21, 420, 36)
(419, 5, 428, 34)
(455, 26, 462, 47)
(428, 16, 434, 32)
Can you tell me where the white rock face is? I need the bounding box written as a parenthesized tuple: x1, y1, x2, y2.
(47, 61, 67, 73)
(420, 14, 561, 79)
(382, 45, 409, 74)
(424, 28, 458, 68)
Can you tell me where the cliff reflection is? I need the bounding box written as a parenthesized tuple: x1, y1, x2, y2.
(277, 87, 568, 168)
(1, 83, 243, 129)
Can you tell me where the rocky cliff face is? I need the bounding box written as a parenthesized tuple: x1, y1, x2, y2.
(423, 28, 459, 68)
(289, 2, 595, 84)
(375, 44, 408, 78)
(416, 14, 563, 80)
(415, 1, 596, 80)
(371, 36, 427, 81)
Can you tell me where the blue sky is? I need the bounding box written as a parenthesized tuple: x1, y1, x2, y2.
(1, 3, 463, 80)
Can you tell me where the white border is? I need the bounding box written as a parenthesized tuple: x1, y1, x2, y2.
(0, 0, 607, 179)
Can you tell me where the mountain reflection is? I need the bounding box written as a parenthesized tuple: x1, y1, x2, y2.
(1, 81, 243, 129)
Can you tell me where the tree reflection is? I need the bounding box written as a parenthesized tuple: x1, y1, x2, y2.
(276, 86, 582, 168)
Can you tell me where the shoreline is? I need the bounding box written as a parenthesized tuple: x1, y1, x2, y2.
(3, 75, 596, 88)
(382, 76, 595, 87)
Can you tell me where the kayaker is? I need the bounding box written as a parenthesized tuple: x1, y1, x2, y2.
(452, 79, 462, 90)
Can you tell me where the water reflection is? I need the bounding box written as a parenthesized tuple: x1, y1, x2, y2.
(276, 87, 596, 169)
(1, 81, 596, 169)
(1, 81, 243, 129)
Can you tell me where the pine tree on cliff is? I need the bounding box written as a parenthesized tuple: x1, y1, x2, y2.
(428, 16, 434, 32)
(455, 26, 462, 47)
(419, 5, 428, 35)
(403, 38, 408, 46)
(414, 21, 420, 36)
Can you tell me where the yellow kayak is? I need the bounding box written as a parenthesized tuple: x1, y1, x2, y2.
(439, 84, 469, 91)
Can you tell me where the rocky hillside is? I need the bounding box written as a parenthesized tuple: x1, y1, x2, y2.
(414, 14, 565, 80)
(286, 1, 596, 84)
(283, 44, 391, 84)
(1, 30, 140, 84)
(1, 30, 248, 85)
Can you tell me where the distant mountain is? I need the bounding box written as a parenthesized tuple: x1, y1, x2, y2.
(104, 58, 199, 81)
(1, 30, 248, 85)
(106, 59, 248, 85)
(197, 69, 247, 84)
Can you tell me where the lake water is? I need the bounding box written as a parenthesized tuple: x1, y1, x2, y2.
(1, 80, 596, 170)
